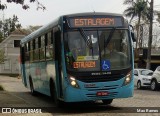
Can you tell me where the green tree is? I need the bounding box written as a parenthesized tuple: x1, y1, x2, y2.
(0, 0, 45, 10)
(156, 11, 160, 23)
(146, 0, 154, 69)
(27, 25, 42, 32)
(0, 15, 21, 40)
(124, 0, 156, 69)
(123, 0, 149, 59)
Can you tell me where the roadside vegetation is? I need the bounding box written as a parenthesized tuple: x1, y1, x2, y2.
(0, 85, 4, 91)
(123, 0, 158, 69)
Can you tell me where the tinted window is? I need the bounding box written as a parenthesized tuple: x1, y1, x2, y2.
(64, 30, 100, 71)
(14, 40, 20, 47)
(134, 70, 138, 76)
(64, 29, 131, 72)
(99, 30, 131, 70)
(141, 70, 153, 76)
(40, 36, 45, 60)
(46, 32, 54, 60)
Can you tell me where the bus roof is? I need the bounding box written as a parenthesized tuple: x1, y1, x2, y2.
(20, 12, 125, 45)
(63, 12, 123, 17)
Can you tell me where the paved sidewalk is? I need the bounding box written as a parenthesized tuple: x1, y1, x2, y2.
(0, 75, 28, 92)
(0, 75, 29, 107)
(0, 75, 53, 116)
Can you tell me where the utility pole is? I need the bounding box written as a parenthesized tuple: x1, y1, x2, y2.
(146, 0, 153, 69)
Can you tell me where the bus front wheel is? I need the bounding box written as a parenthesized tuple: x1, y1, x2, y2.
(102, 99, 113, 105)
(50, 80, 63, 107)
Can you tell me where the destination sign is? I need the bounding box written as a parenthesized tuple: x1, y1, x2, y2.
(68, 16, 123, 27)
(73, 61, 96, 69)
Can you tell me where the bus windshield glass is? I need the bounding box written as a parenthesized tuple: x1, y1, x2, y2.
(64, 29, 131, 72)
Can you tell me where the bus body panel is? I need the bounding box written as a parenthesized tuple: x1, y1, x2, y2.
(23, 60, 57, 96)
(24, 62, 30, 88)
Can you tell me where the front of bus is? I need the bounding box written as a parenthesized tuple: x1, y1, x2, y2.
(62, 13, 134, 102)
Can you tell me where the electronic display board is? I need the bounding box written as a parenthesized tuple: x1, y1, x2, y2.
(68, 16, 123, 28)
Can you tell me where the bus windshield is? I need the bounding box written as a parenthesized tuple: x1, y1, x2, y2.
(64, 29, 131, 72)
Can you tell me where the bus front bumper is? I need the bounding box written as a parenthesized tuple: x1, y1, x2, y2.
(63, 80, 134, 102)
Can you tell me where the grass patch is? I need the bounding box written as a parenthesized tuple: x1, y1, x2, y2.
(9, 74, 19, 77)
(0, 73, 19, 77)
(0, 85, 4, 91)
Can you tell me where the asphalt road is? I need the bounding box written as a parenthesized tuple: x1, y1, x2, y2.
(0, 75, 160, 116)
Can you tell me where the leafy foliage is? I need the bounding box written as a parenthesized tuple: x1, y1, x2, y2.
(123, 0, 149, 23)
(27, 25, 42, 31)
(123, 0, 134, 5)
(0, 85, 4, 91)
(0, 3, 7, 10)
(0, 0, 46, 10)
(0, 15, 21, 41)
(156, 12, 160, 23)
(123, 0, 150, 59)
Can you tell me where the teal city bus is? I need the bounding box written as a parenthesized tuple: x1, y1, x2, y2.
(20, 12, 135, 106)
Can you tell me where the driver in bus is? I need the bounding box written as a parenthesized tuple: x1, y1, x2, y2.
(102, 41, 117, 59)
(102, 41, 128, 68)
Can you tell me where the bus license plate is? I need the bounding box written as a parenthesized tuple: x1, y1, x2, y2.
(96, 91, 108, 96)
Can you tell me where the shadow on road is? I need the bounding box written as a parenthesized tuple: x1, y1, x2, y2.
(7, 91, 123, 114)
(26, 92, 123, 114)
(53, 103, 122, 114)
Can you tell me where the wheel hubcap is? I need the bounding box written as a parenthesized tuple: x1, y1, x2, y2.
(137, 82, 140, 88)
(151, 81, 155, 90)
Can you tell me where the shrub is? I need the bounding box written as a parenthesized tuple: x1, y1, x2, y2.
(0, 85, 4, 91)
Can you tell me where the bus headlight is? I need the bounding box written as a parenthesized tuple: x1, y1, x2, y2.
(123, 72, 132, 86)
(69, 76, 79, 88)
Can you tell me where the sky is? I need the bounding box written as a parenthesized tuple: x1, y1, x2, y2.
(0, 0, 160, 28)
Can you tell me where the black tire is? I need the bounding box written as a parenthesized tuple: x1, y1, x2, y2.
(151, 80, 157, 91)
(137, 81, 141, 89)
(29, 77, 37, 96)
(50, 80, 64, 107)
(102, 99, 113, 105)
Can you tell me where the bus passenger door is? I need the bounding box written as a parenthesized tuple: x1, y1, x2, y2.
(55, 30, 63, 98)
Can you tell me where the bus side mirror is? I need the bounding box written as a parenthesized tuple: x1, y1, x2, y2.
(131, 32, 136, 42)
(129, 25, 136, 42)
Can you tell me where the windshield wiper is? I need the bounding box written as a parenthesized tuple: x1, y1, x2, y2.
(79, 28, 93, 49)
(79, 28, 95, 58)
(104, 28, 116, 48)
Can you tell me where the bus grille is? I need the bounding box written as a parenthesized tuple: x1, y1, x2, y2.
(84, 84, 119, 99)
(76, 75, 123, 83)
(86, 85, 120, 90)
(86, 92, 118, 98)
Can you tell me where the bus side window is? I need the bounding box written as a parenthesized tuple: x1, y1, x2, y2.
(30, 41, 34, 62)
(34, 38, 39, 61)
(55, 30, 61, 61)
(32, 39, 36, 61)
(40, 36, 45, 60)
(52, 30, 55, 60)
(46, 31, 54, 60)
(24, 43, 29, 62)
